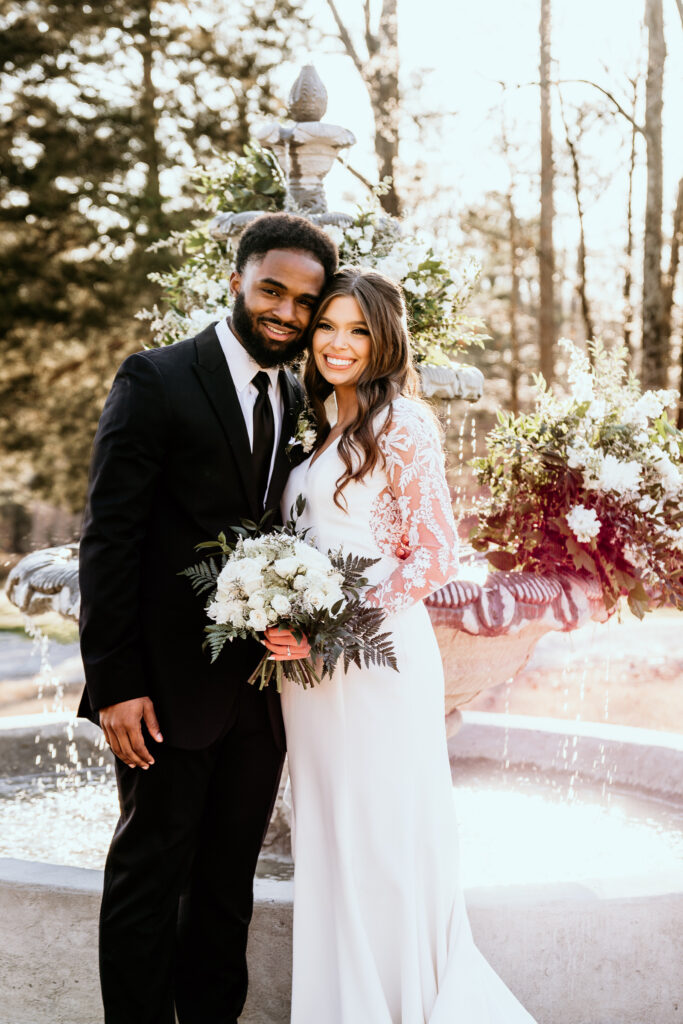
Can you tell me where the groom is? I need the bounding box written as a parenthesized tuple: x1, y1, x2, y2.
(78, 212, 337, 1024)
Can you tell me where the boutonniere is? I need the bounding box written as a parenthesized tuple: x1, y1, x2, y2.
(286, 402, 317, 458)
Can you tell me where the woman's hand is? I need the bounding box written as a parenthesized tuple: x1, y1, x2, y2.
(263, 626, 311, 661)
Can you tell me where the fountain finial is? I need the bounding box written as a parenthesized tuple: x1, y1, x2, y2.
(288, 65, 328, 122)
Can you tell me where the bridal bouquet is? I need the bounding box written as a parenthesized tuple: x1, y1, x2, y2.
(181, 498, 397, 690)
(470, 339, 683, 618)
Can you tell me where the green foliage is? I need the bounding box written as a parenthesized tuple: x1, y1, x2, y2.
(470, 340, 683, 616)
(193, 145, 286, 215)
(140, 154, 489, 363)
(0, 0, 310, 514)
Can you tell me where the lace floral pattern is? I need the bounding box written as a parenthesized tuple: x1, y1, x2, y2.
(370, 488, 405, 556)
(366, 398, 460, 615)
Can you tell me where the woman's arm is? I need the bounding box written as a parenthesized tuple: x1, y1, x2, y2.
(364, 402, 459, 615)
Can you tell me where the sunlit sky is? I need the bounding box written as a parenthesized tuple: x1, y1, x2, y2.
(265, 0, 683, 295)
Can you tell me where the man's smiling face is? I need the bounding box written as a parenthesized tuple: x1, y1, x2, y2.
(229, 248, 326, 368)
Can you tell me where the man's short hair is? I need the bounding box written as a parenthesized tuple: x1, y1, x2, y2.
(235, 212, 339, 281)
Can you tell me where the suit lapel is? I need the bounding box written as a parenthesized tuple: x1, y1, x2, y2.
(192, 325, 261, 521)
(265, 368, 302, 515)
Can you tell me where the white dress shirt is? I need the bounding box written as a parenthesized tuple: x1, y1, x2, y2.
(214, 318, 283, 489)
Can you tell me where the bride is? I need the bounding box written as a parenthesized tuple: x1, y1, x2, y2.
(278, 266, 538, 1023)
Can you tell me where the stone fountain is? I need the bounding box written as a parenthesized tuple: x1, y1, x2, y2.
(2, 65, 682, 1024)
(3, 64, 607, 724)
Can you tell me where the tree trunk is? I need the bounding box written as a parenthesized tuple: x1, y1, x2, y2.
(662, 178, 683, 355)
(327, 0, 401, 216)
(624, 80, 639, 362)
(559, 95, 594, 350)
(138, 0, 163, 237)
(539, 0, 555, 382)
(641, 0, 666, 387)
(507, 190, 521, 414)
(366, 0, 400, 216)
(662, 177, 683, 427)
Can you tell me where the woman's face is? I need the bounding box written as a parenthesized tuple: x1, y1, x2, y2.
(311, 295, 372, 388)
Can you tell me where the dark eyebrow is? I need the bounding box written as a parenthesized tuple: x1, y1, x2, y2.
(259, 277, 319, 302)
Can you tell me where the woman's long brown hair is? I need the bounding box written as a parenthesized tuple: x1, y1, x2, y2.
(303, 265, 425, 510)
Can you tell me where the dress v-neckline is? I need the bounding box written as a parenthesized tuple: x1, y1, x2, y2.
(307, 433, 342, 472)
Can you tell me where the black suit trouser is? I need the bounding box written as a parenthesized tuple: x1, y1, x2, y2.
(99, 681, 284, 1024)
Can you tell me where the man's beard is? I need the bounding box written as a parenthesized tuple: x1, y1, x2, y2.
(230, 292, 308, 369)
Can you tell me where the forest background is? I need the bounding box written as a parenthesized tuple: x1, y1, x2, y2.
(1, 0, 682, 557)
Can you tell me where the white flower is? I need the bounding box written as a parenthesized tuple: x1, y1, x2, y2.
(346, 226, 362, 241)
(302, 428, 317, 451)
(271, 594, 291, 616)
(357, 238, 372, 254)
(247, 593, 265, 610)
(653, 455, 682, 498)
(273, 556, 301, 579)
(667, 528, 683, 553)
(566, 444, 588, 470)
(324, 225, 345, 248)
(638, 495, 656, 513)
(566, 505, 601, 544)
(247, 608, 269, 631)
(402, 277, 417, 293)
(596, 454, 642, 495)
(634, 391, 664, 420)
(292, 540, 330, 571)
(572, 371, 594, 405)
(586, 397, 606, 420)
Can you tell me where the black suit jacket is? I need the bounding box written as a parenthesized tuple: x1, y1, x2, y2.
(77, 323, 304, 750)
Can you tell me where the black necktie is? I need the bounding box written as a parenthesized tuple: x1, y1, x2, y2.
(252, 371, 275, 508)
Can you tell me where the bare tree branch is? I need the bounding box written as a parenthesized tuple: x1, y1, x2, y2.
(675, 0, 683, 30)
(325, 0, 365, 78)
(335, 154, 377, 194)
(363, 0, 373, 54)
(556, 78, 645, 134)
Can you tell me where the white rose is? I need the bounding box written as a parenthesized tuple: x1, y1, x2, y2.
(306, 589, 327, 611)
(273, 556, 301, 579)
(248, 593, 265, 610)
(271, 594, 291, 616)
(247, 608, 269, 631)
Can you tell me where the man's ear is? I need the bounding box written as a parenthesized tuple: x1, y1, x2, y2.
(229, 270, 241, 298)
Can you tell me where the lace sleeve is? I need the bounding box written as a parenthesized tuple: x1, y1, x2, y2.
(365, 400, 459, 615)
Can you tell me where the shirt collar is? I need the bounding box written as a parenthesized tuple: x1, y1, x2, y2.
(215, 318, 280, 395)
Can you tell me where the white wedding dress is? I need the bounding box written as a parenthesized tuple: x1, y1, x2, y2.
(281, 397, 537, 1024)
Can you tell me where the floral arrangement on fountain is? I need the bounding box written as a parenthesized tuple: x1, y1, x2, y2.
(138, 144, 486, 364)
(470, 339, 683, 618)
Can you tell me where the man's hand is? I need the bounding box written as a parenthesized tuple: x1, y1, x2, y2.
(263, 626, 311, 662)
(99, 697, 163, 769)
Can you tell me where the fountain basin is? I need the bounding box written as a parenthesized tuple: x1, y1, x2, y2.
(0, 711, 681, 1024)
